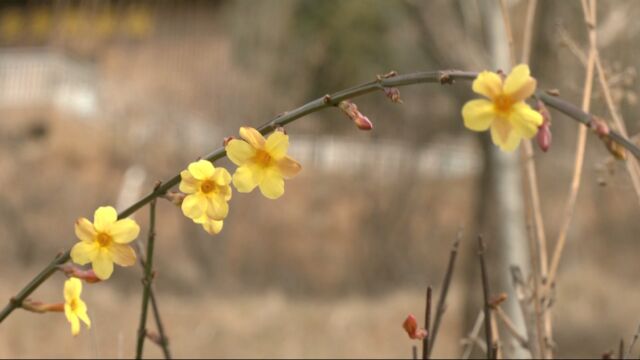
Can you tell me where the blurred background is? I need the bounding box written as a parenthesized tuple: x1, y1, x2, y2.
(0, 0, 639, 358)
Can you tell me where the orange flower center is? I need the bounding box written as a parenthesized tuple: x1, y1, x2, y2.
(68, 298, 78, 311)
(96, 233, 112, 247)
(493, 95, 514, 113)
(254, 150, 272, 166)
(200, 180, 216, 194)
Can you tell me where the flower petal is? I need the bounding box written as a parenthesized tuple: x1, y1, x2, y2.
(179, 169, 199, 194)
(239, 126, 265, 149)
(202, 219, 223, 235)
(503, 64, 536, 102)
(491, 119, 522, 152)
(472, 71, 503, 99)
(109, 244, 136, 267)
(67, 310, 80, 336)
(181, 193, 207, 219)
(265, 131, 289, 160)
(74, 218, 96, 243)
(278, 156, 302, 179)
(64, 278, 82, 303)
(226, 139, 256, 166)
(462, 99, 496, 132)
(188, 159, 215, 180)
(94, 206, 117, 233)
(92, 249, 114, 280)
(259, 170, 285, 199)
(71, 241, 99, 266)
(75, 299, 91, 328)
(206, 195, 229, 221)
(109, 218, 140, 244)
(509, 102, 543, 138)
(212, 167, 232, 186)
(232, 166, 259, 193)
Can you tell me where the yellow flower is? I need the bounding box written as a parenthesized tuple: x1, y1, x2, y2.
(71, 206, 139, 280)
(225, 127, 302, 199)
(180, 160, 232, 221)
(194, 215, 224, 236)
(64, 278, 91, 336)
(462, 64, 543, 152)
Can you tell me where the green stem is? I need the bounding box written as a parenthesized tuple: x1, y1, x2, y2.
(135, 198, 157, 359)
(1, 69, 639, 326)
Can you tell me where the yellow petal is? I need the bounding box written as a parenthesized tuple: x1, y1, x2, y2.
(202, 219, 223, 235)
(71, 241, 99, 266)
(509, 102, 543, 138)
(94, 206, 117, 233)
(278, 156, 301, 179)
(206, 195, 229, 220)
(232, 166, 259, 193)
(239, 126, 265, 149)
(75, 299, 91, 328)
(108, 243, 136, 267)
(64, 278, 82, 303)
(503, 64, 536, 102)
(74, 218, 96, 243)
(472, 71, 503, 99)
(265, 131, 289, 160)
(92, 249, 114, 280)
(259, 170, 285, 199)
(212, 167, 232, 186)
(109, 218, 140, 244)
(179, 169, 199, 194)
(181, 193, 207, 219)
(188, 159, 215, 180)
(462, 99, 496, 132)
(226, 139, 256, 166)
(491, 120, 522, 152)
(69, 312, 80, 336)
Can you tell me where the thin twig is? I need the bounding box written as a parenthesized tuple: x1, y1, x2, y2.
(494, 305, 529, 349)
(490, 310, 501, 359)
(428, 229, 461, 357)
(423, 286, 432, 360)
(462, 310, 487, 359)
(478, 235, 493, 359)
(619, 339, 625, 360)
(624, 323, 640, 359)
(3, 68, 640, 325)
(136, 197, 158, 359)
(148, 289, 171, 359)
(412, 345, 418, 360)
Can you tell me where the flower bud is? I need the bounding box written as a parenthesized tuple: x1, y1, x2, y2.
(338, 101, 373, 131)
(536, 100, 552, 152)
(402, 314, 428, 340)
(22, 299, 64, 313)
(383, 87, 403, 103)
(59, 264, 101, 283)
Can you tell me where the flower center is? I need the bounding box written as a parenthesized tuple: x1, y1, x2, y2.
(69, 298, 78, 311)
(200, 180, 216, 194)
(254, 150, 272, 166)
(96, 233, 112, 247)
(493, 95, 513, 113)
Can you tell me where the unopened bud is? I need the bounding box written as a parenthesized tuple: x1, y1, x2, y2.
(591, 117, 627, 160)
(489, 292, 508, 308)
(338, 101, 373, 131)
(536, 100, 552, 152)
(383, 87, 403, 103)
(402, 314, 428, 340)
(59, 264, 101, 283)
(163, 191, 187, 206)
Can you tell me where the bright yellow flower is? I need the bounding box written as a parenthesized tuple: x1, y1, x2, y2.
(194, 215, 224, 236)
(64, 278, 91, 336)
(180, 160, 232, 221)
(71, 206, 139, 280)
(462, 64, 543, 152)
(225, 127, 302, 199)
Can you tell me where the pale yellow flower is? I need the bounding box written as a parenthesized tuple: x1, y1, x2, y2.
(64, 278, 91, 336)
(225, 127, 301, 199)
(462, 64, 543, 151)
(180, 160, 232, 221)
(71, 206, 139, 280)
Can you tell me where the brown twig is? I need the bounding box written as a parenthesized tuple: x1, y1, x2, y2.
(412, 345, 418, 360)
(494, 305, 528, 349)
(462, 310, 487, 359)
(624, 323, 640, 359)
(478, 235, 494, 359)
(428, 230, 461, 357)
(423, 286, 432, 360)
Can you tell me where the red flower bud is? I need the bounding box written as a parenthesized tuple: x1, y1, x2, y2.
(402, 314, 428, 340)
(338, 101, 373, 131)
(383, 87, 403, 103)
(536, 100, 552, 152)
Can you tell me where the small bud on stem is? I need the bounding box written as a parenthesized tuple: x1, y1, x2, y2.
(338, 101, 373, 131)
